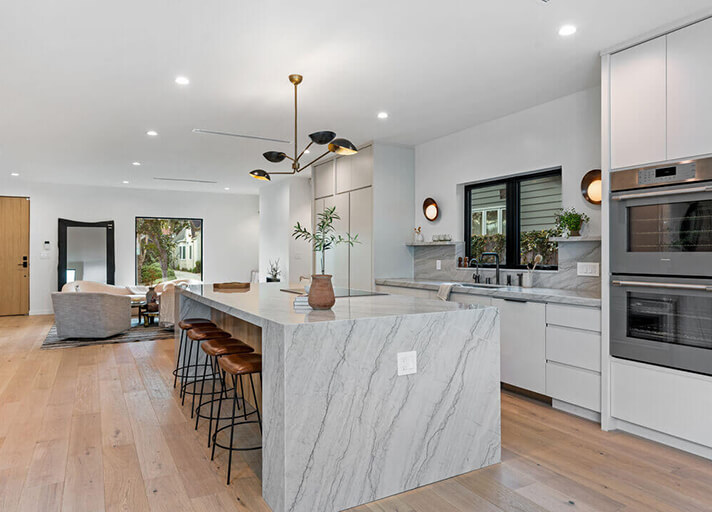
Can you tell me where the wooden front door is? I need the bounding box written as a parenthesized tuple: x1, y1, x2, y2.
(0, 196, 30, 315)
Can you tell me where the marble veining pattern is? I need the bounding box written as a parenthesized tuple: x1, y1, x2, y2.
(278, 307, 500, 512)
(177, 286, 501, 512)
(414, 240, 601, 295)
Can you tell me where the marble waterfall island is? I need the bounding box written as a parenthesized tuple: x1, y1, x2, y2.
(177, 283, 501, 512)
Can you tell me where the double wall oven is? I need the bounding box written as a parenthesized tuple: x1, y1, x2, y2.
(610, 157, 712, 375)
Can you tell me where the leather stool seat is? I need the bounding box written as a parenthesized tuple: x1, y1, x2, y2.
(179, 318, 216, 330)
(187, 328, 231, 341)
(201, 338, 254, 356)
(218, 353, 262, 376)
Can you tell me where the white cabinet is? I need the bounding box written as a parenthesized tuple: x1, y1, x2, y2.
(493, 298, 546, 395)
(667, 17, 712, 160)
(545, 304, 602, 413)
(323, 194, 350, 288)
(349, 187, 373, 291)
(610, 37, 667, 169)
(314, 161, 334, 199)
(336, 145, 373, 194)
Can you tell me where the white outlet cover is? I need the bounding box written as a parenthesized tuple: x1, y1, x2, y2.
(577, 262, 600, 277)
(397, 351, 417, 376)
(436, 260, 442, 270)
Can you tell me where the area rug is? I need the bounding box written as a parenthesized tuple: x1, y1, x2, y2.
(42, 320, 174, 349)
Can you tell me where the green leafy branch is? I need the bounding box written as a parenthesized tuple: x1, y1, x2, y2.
(293, 206, 359, 274)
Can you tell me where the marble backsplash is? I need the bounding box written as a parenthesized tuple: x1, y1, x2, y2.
(414, 241, 601, 295)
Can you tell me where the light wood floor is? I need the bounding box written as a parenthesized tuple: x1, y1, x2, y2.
(1, 315, 711, 512)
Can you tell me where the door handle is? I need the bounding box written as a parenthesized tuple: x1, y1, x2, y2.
(503, 298, 529, 303)
(612, 279, 712, 292)
(611, 185, 712, 201)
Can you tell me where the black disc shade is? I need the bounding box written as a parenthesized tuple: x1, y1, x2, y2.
(309, 131, 336, 145)
(328, 138, 358, 155)
(249, 169, 271, 181)
(263, 151, 287, 163)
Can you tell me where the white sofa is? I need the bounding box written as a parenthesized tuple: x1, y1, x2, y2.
(51, 292, 131, 339)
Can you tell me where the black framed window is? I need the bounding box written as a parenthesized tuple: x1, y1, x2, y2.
(465, 168, 562, 269)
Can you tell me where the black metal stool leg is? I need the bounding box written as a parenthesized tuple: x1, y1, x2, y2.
(189, 341, 202, 417)
(226, 374, 238, 485)
(173, 329, 185, 389)
(179, 335, 192, 400)
(195, 355, 211, 430)
(211, 369, 226, 461)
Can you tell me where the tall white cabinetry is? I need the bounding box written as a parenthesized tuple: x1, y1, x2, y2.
(667, 17, 712, 161)
(609, 16, 712, 169)
(313, 145, 375, 290)
(610, 37, 667, 169)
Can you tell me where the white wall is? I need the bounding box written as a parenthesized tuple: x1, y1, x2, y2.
(0, 179, 259, 315)
(414, 87, 602, 241)
(258, 181, 290, 283)
(288, 177, 313, 282)
(258, 176, 312, 285)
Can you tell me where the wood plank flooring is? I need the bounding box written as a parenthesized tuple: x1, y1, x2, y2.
(1, 314, 711, 511)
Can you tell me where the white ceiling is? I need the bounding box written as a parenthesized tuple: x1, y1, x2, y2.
(1, 0, 710, 194)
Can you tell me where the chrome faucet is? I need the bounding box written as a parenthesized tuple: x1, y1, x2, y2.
(481, 252, 501, 285)
(469, 258, 481, 282)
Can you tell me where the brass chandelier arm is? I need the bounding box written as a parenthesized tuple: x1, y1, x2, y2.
(267, 170, 297, 175)
(297, 149, 331, 171)
(296, 141, 313, 163)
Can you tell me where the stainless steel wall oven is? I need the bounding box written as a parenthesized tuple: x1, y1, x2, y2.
(610, 158, 712, 375)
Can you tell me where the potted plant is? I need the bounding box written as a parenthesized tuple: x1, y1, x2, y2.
(266, 259, 281, 282)
(555, 207, 590, 238)
(293, 206, 359, 310)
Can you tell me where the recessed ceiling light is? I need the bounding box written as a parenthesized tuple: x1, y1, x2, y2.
(224, 187, 230, 191)
(377, 112, 389, 119)
(122, 180, 129, 184)
(11, 172, 19, 176)
(558, 25, 577, 36)
(175, 76, 190, 85)
(146, 130, 158, 137)
(132, 161, 141, 166)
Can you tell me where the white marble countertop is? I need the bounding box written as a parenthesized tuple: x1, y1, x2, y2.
(376, 278, 601, 307)
(179, 282, 489, 326)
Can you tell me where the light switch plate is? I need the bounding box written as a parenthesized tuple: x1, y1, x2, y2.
(397, 351, 417, 376)
(577, 262, 600, 277)
(436, 260, 442, 270)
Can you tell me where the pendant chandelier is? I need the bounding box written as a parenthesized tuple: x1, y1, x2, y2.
(249, 74, 358, 182)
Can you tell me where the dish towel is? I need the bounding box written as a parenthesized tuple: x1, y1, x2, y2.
(437, 283, 455, 301)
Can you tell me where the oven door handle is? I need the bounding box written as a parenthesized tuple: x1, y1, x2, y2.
(611, 185, 712, 201)
(612, 280, 712, 292)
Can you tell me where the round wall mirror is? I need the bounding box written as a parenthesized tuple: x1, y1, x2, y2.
(581, 169, 602, 205)
(423, 198, 439, 221)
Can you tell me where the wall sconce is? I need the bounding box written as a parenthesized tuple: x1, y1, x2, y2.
(423, 198, 439, 221)
(581, 169, 602, 205)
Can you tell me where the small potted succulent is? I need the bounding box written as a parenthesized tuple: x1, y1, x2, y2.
(293, 206, 358, 310)
(555, 207, 590, 238)
(266, 259, 281, 282)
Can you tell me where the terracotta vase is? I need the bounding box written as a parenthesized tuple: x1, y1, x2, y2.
(308, 274, 336, 310)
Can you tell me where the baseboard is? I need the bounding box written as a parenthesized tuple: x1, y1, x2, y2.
(501, 383, 552, 405)
(552, 399, 601, 423)
(613, 417, 712, 460)
(30, 309, 54, 316)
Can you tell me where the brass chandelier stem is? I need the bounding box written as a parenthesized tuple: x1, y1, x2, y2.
(294, 80, 298, 170)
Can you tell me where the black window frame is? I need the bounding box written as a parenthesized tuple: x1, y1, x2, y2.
(464, 167, 562, 270)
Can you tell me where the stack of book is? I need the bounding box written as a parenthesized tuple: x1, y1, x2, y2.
(293, 294, 312, 313)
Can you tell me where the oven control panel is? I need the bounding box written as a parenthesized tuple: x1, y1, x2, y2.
(638, 162, 696, 185)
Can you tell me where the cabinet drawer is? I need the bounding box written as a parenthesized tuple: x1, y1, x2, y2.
(546, 325, 601, 372)
(546, 304, 600, 332)
(546, 362, 601, 412)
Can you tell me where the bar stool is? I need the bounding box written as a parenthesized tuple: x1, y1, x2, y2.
(181, 327, 232, 414)
(211, 353, 262, 485)
(194, 338, 254, 445)
(174, 318, 216, 390)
